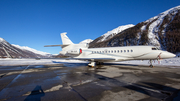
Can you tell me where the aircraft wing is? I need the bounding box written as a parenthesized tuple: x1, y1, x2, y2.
(73, 57, 131, 62)
(73, 57, 115, 61)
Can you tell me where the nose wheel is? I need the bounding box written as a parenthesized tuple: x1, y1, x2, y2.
(149, 60, 154, 68)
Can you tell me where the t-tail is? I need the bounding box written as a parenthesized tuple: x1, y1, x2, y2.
(44, 32, 88, 57)
(60, 32, 73, 45)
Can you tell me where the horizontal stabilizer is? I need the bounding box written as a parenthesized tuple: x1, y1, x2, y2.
(44, 44, 69, 47)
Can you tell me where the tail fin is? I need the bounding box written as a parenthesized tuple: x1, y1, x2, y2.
(60, 32, 73, 45)
(44, 32, 73, 48)
(45, 32, 87, 56)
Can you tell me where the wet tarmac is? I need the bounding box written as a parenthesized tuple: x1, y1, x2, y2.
(0, 62, 180, 101)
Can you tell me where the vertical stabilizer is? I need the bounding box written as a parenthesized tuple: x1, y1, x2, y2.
(60, 32, 73, 45)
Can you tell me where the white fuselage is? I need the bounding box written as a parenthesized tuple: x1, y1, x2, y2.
(74, 46, 175, 62)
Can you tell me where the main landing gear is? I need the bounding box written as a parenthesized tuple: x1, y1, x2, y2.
(88, 61, 103, 67)
(88, 61, 96, 67)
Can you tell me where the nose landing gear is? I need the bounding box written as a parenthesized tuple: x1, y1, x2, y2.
(149, 60, 154, 68)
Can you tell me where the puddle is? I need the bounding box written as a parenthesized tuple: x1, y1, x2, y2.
(34, 65, 44, 68)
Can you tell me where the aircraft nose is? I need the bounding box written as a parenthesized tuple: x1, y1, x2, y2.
(160, 51, 176, 59)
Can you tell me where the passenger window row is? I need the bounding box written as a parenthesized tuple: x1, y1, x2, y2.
(92, 50, 133, 54)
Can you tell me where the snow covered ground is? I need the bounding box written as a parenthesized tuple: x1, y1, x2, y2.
(118, 58, 180, 67)
(0, 58, 87, 66)
(0, 58, 180, 67)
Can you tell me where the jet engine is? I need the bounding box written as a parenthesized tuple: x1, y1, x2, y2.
(66, 48, 82, 57)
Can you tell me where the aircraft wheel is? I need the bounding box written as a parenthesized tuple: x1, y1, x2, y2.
(149, 65, 154, 68)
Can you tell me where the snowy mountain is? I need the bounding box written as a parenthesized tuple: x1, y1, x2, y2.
(12, 44, 50, 56)
(89, 24, 134, 46)
(79, 39, 93, 44)
(98, 24, 135, 42)
(0, 38, 5, 43)
(89, 5, 180, 53)
(0, 37, 51, 58)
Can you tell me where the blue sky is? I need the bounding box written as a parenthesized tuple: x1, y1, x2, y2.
(0, 0, 179, 54)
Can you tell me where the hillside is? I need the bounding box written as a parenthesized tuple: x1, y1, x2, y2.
(0, 38, 51, 58)
(89, 5, 180, 53)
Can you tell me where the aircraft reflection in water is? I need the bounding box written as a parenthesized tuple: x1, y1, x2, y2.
(45, 33, 176, 67)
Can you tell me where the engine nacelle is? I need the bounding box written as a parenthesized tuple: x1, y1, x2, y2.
(66, 48, 82, 57)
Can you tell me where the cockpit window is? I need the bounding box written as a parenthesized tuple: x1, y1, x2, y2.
(152, 47, 159, 50)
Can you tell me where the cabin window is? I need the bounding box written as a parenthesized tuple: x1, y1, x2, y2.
(124, 50, 126, 52)
(108, 51, 110, 53)
(117, 50, 119, 53)
(121, 50, 123, 53)
(111, 50, 113, 53)
(102, 51, 104, 53)
(127, 50, 129, 52)
(114, 50, 116, 53)
(131, 50, 133, 52)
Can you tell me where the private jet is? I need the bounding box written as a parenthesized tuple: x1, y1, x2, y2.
(45, 32, 176, 67)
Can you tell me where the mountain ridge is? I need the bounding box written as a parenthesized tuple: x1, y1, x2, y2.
(98, 24, 135, 43)
(89, 5, 180, 53)
(0, 37, 51, 58)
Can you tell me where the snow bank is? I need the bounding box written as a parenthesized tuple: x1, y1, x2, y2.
(0, 58, 87, 66)
(0, 58, 180, 67)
